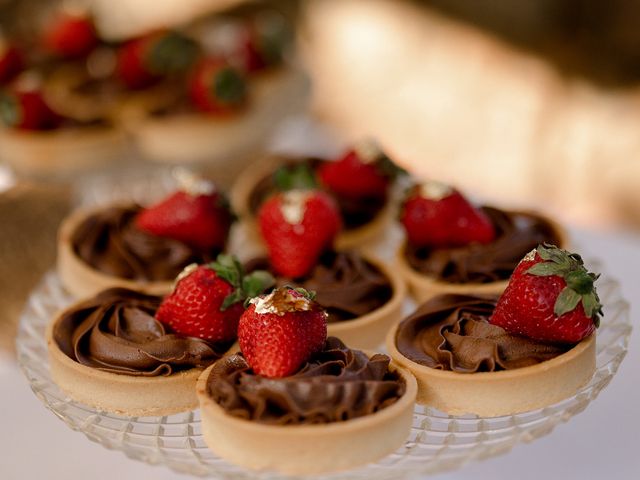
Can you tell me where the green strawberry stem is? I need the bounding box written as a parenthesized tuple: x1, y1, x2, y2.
(213, 67, 246, 105)
(273, 163, 318, 191)
(526, 244, 602, 326)
(210, 254, 275, 310)
(148, 31, 201, 75)
(0, 93, 19, 127)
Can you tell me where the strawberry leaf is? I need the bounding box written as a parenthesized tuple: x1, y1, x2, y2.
(273, 164, 318, 191)
(148, 31, 200, 75)
(527, 263, 566, 276)
(554, 287, 582, 316)
(221, 289, 245, 311)
(211, 254, 243, 288)
(214, 67, 246, 105)
(242, 270, 275, 298)
(0, 93, 20, 128)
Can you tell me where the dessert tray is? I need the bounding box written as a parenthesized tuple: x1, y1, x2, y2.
(17, 262, 630, 479)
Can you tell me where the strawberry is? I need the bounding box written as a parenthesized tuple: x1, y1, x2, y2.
(156, 255, 274, 342)
(238, 287, 327, 377)
(317, 143, 395, 200)
(116, 30, 200, 89)
(42, 13, 97, 59)
(188, 57, 247, 114)
(234, 16, 289, 73)
(400, 181, 496, 248)
(0, 88, 60, 130)
(258, 189, 342, 278)
(0, 42, 24, 84)
(135, 171, 233, 251)
(490, 244, 602, 344)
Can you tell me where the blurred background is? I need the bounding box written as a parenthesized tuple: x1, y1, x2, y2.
(1, 0, 639, 479)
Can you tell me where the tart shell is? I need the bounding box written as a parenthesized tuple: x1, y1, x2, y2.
(386, 322, 596, 417)
(0, 126, 128, 177)
(46, 312, 224, 416)
(196, 356, 417, 475)
(57, 204, 174, 298)
(396, 215, 568, 303)
(230, 154, 394, 251)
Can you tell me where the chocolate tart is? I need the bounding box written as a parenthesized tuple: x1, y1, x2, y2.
(231, 154, 394, 250)
(130, 69, 306, 167)
(57, 203, 219, 298)
(196, 338, 417, 474)
(47, 288, 232, 416)
(396, 209, 568, 303)
(386, 294, 596, 417)
(0, 125, 128, 177)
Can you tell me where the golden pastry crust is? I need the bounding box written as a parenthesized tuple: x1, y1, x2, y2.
(0, 126, 128, 177)
(327, 254, 406, 350)
(396, 214, 568, 303)
(57, 204, 174, 298)
(46, 313, 224, 416)
(386, 323, 595, 417)
(129, 69, 307, 166)
(196, 357, 417, 475)
(231, 154, 394, 251)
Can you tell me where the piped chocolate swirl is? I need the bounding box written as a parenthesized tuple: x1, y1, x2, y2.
(404, 207, 561, 283)
(395, 294, 570, 373)
(53, 288, 229, 376)
(206, 337, 405, 425)
(71, 205, 220, 281)
(245, 251, 393, 322)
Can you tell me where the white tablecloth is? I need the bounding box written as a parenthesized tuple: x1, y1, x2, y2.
(1, 226, 637, 480)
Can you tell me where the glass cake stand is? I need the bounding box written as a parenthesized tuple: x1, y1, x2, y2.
(17, 268, 630, 480)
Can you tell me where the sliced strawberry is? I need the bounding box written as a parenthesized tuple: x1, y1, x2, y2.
(400, 181, 496, 248)
(116, 30, 200, 89)
(0, 89, 60, 130)
(238, 287, 327, 377)
(135, 173, 233, 251)
(258, 189, 342, 278)
(156, 255, 274, 342)
(188, 57, 247, 114)
(490, 244, 601, 343)
(42, 13, 97, 59)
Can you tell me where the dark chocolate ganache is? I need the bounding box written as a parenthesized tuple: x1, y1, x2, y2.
(71, 205, 220, 281)
(405, 207, 561, 283)
(245, 251, 393, 322)
(206, 337, 405, 425)
(248, 158, 386, 229)
(395, 294, 570, 373)
(53, 288, 229, 376)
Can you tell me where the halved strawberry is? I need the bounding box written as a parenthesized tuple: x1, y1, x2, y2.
(42, 12, 97, 59)
(490, 244, 601, 344)
(156, 255, 274, 342)
(400, 181, 496, 248)
(258, 189, 342, 278)
(135, 172, 233, 251)
(238, 286, 327, 377)
(188, 57, 247, 114)
(116, 30, 200, 89)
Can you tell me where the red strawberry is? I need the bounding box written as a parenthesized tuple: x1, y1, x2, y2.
(0, 42, 24, 84)
(188, 58, 247, 114)
(156, 255, 274, 342)
(400, 181, 496, 248)
(135, 172, 233, 250)
(490, 245, 601, 344)
(238, 287, 327, 377)
(42, 13, 97, 59)
(258, 189, 342, 278)
(116, 30, 200, 89)
(234, 16, 288, 73)
(0, 88, 60, 130)
(317, 146, 391, 200)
